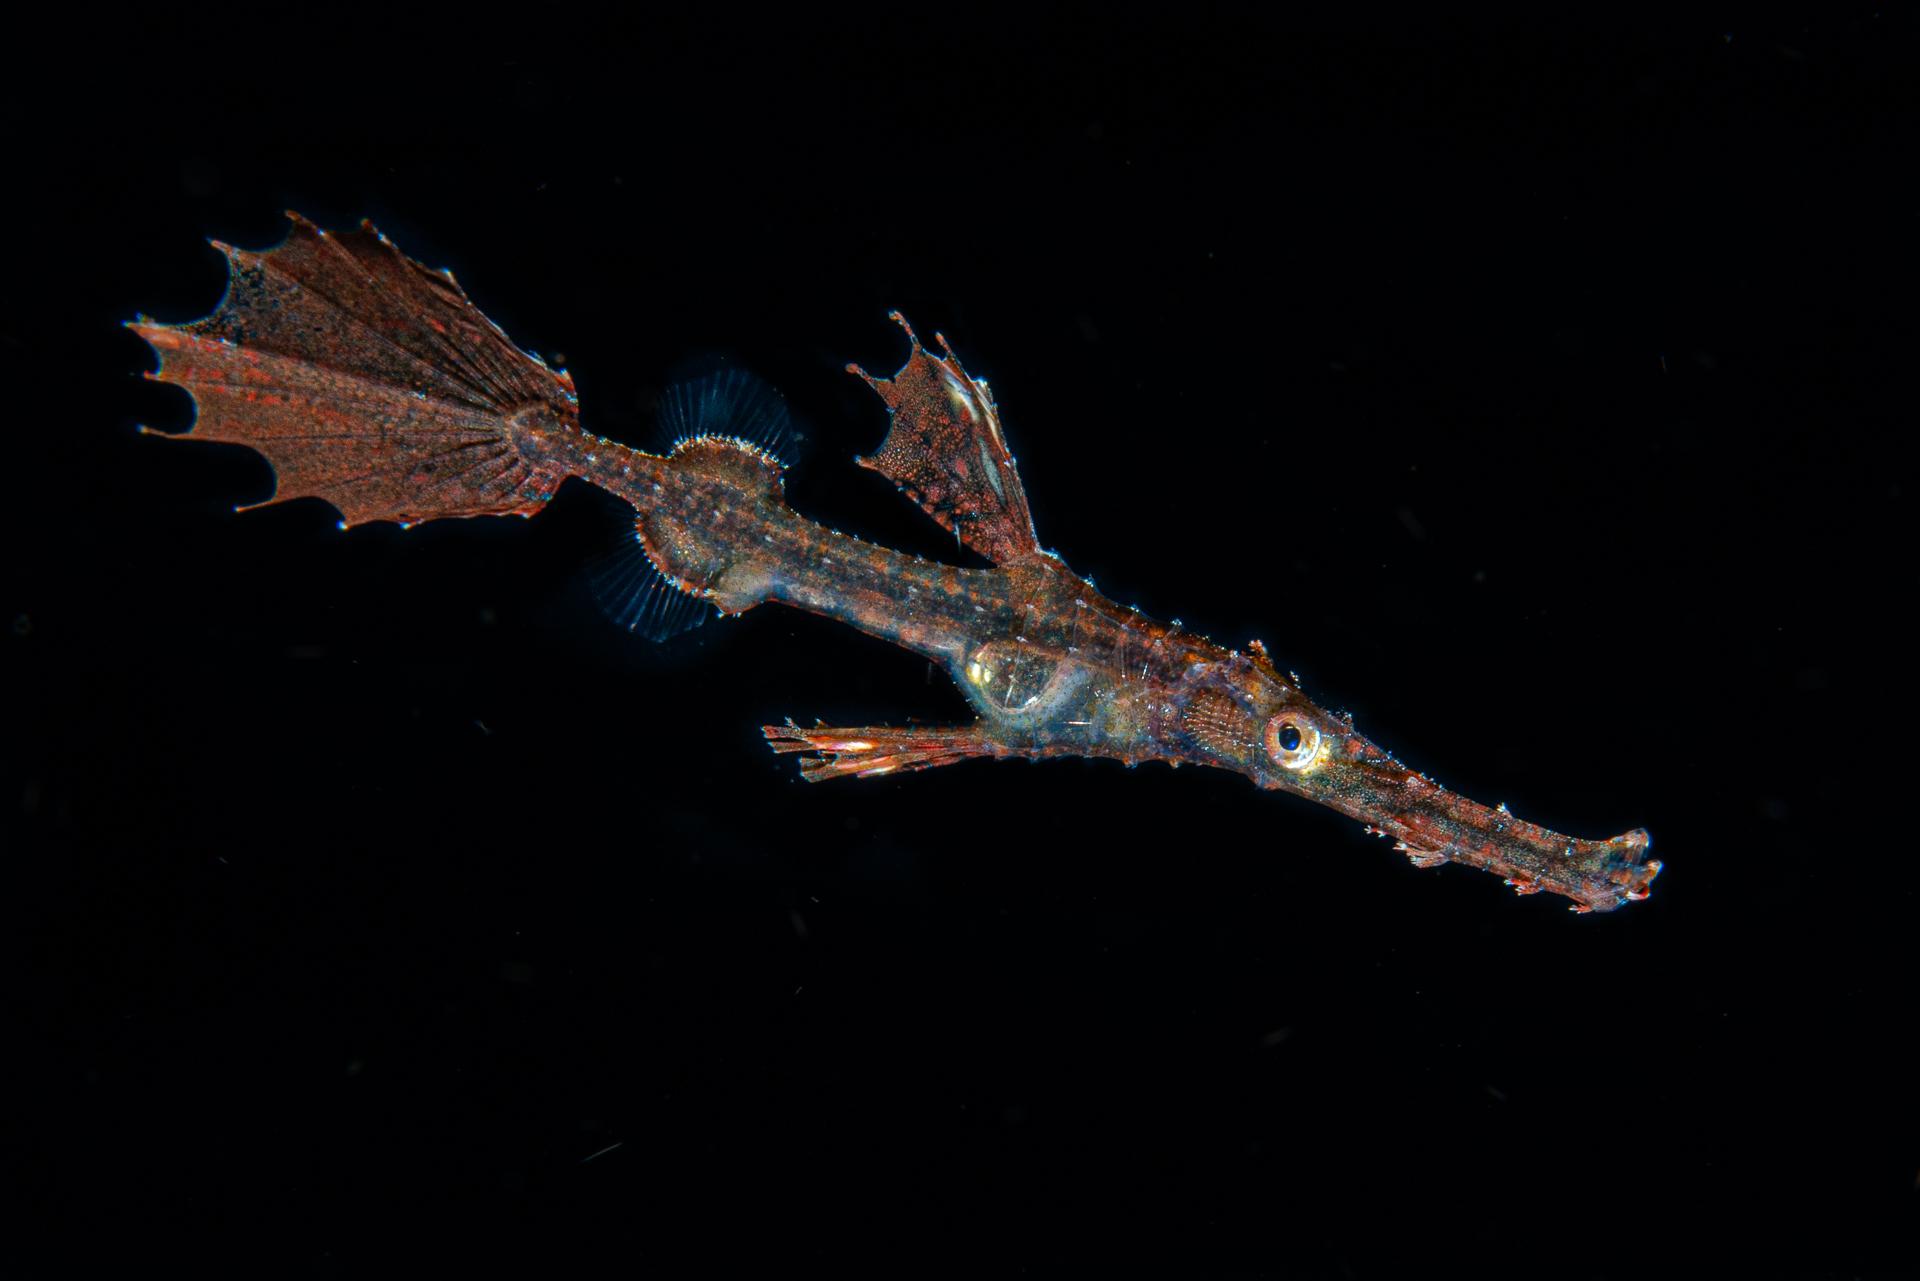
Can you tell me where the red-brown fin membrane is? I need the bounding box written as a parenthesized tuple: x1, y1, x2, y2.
(128, 212, 577, 528)
(850, 313, 1041, 565)
(762, 722, 996, 781)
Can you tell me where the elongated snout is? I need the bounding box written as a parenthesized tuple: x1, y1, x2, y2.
(1308, 730, 1660, 912)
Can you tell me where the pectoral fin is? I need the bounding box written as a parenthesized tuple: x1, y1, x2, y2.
(849, 313, 1041, 566)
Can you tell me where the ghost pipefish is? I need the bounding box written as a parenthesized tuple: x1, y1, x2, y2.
(128, 213, 1659, 913)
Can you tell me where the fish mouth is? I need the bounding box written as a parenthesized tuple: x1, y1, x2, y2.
(1306, 732, 1661, 913)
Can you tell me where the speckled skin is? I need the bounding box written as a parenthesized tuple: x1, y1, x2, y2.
(133, 214, 1660, 914)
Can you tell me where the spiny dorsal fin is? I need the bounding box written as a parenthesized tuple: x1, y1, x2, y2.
(849, 313, 1040, 566)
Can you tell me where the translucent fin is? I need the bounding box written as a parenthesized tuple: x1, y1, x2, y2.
(588, 519, 713, 642)
(656, 367, 796, 465)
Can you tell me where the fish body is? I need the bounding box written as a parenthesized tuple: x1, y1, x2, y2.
(131, 214, 1659, 913)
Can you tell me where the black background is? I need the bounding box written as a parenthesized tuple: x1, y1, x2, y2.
(6, 11, 1913, 1276)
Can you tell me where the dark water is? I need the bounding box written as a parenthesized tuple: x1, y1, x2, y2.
(7, 13, 1913, 1275)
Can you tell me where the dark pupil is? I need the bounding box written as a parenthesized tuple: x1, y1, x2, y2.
(1278, 724, 1303, 752)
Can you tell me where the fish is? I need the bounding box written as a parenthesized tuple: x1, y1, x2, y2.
(127, 213, 1659, 913)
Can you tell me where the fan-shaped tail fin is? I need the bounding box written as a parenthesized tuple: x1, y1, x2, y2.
(129, 212, 580, 529)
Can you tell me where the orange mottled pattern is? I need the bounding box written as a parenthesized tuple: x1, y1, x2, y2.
(134, 214, 1658, 914)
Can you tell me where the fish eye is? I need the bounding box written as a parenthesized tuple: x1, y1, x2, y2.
(1264, 713, 1323, 771)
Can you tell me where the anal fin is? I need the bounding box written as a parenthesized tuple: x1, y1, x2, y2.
(588, 518, 714, 642)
